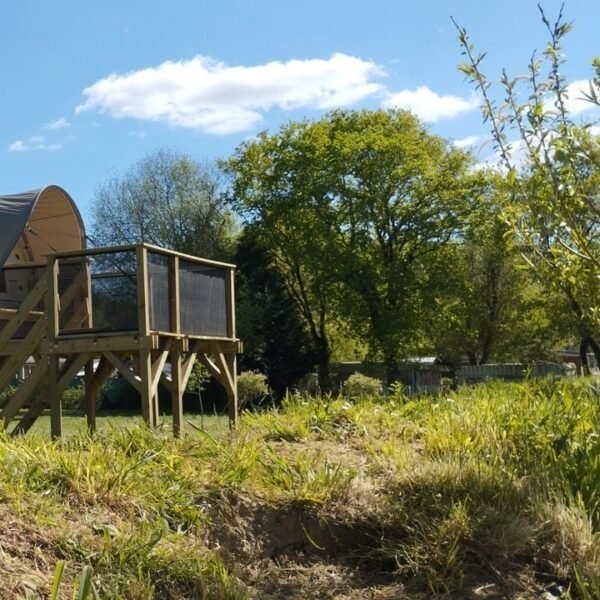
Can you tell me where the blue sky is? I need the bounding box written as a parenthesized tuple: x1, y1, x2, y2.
(2, 0, 599, 224)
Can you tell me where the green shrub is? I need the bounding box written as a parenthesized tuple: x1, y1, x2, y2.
(62, 383, 86, 410)
(238, 371, 270, 407)
(343, 372, 381, 399)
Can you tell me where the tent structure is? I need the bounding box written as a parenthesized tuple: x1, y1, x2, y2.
(0, 185, 85, 268)
(0, 184, 240, 438)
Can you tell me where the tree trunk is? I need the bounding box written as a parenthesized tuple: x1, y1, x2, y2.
(315, 337, 331, 393)
(580, 337, 591, 376)
(582, 335, 600, 375)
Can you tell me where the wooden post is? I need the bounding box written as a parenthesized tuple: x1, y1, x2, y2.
(225, 267, 236, 339)
(225, 352, 238, 428)
(136, 246, 154, 426)
(171, 349, 183, 437)
(224, 267, 238, 426)
(84, 359, 96, 433)
(46, 257, 62, 439)
(169, 255, 180, 334)
(83, 257, 93, 328)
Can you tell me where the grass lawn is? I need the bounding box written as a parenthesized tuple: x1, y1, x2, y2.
(29, 410, 231, 438)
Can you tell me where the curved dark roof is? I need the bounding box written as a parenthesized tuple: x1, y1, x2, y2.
(0, 185, 85, 267)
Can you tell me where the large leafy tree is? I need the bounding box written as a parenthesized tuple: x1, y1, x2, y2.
(225, 109, 477, 384)
(455, 6, 600, 370)
(92, 149, 236, 260)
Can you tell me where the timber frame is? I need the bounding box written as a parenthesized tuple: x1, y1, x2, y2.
(0, 243, 241, 438)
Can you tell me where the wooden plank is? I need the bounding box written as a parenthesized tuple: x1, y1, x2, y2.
(0, 274, 47, 350)
(140, 243, 236, 269)
(49, 334, 154, 354)
(197, 354, 226, 387)
(171, 349, 183, 438)
(2, 356, 49, 423)
(103, 351, 141, 392)
(45, 244, 138, 258)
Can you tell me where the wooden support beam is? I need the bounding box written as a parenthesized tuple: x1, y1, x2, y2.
(0, 274, 46, 350)
(89, 356, 114, 397)
(150, 340, 172, 394)
(0, 317, 46, 392)
(180, 342, 200, 391)
(2, 356, 49, 423)
(103, 352, 141, 392)
(10, 353, 92, 436)
(197, 353, 226, 388)
(171, 349, 183, 438)
(49, 334, 153, 355)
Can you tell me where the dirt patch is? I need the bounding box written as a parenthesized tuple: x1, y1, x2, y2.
(0, 504, 67, 599)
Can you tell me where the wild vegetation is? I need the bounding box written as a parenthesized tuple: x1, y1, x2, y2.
(1, 378, 598, 599)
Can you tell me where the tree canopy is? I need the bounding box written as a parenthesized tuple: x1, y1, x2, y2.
(225, 109, 480, 384)
(92, 149, 236, 260)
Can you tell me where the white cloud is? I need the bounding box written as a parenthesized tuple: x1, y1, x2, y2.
(44, 117, 71, 130)
(76, 53, 387, 134)
(382, 86, 479, 122)
(563, 79, 600, 116)
(453, 134, 481, 149)
(8, 140, 27, 152)
(8, 136, 61, 152)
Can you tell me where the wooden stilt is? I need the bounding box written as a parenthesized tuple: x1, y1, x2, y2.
(84, 359, 96, 433)
(138, 350, 154, 426)
(171, 350, 183, 438)
(49, 355, 61, 439)
(225, 352, 238, 427)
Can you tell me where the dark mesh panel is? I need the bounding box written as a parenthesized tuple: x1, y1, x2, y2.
(58, 250, 138, 334)
(179, 260, 227, 336)
(148, 252, 170, 332)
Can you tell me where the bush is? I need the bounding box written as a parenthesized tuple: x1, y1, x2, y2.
(238, 371, 270, 408)
(343, 372, 382, 399)
(62, 383, 85, 410)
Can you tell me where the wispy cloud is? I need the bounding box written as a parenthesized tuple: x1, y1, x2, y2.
(44, 117, 71, 130)
(453, 134, 482, 149)
(382, 86, 480, 122)
(563, 79, 600, 116)
(77, 53, 387, 135)
(8, 136, 61, 152)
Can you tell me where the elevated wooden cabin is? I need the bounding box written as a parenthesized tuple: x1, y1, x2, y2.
(0, 185, 240, 437)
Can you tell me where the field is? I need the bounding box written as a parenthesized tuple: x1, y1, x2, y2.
(1, 379, 599, 599)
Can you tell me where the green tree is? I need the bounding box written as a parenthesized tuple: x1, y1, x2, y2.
(235, 231, 317, 398)
(455, 6, 600, 371)
(424, 182, 568, 371)
(225, 110, 477, 384)
(92, 149, 236, 260)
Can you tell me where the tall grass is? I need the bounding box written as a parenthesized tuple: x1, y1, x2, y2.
(0, 378, 597, 597)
